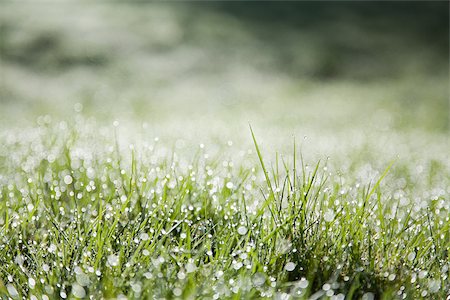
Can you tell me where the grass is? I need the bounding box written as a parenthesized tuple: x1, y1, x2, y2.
(0, 120, 448, 299)
(0, 4, 448, 299)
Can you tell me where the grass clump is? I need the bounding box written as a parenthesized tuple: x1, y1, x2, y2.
(0, 121, 448, 299)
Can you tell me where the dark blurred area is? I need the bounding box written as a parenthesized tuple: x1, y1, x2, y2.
(0, 2, 448, 131)
(1, 2, 447, 79)
(196, 2, 449, 80)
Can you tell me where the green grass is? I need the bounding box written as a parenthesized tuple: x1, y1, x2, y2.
(0, 3, 448, 299)
(0, 121, 448, 299)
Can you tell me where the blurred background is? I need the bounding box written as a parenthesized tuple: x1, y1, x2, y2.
(0, 2, 448, 158)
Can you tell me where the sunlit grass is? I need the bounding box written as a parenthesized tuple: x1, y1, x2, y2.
(0, 2, 448, 299)
(0, 120, 448, 299)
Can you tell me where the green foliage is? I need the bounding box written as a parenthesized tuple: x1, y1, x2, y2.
(0, 123, 448, 299)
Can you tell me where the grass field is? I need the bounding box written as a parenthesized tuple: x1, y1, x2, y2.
(0, 2, 449, 299)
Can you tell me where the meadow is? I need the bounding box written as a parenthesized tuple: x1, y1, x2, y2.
(0, 3, 449, 299)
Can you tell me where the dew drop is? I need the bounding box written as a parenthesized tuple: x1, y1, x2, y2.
(284, 262, 296, 272)
(237, 226, 248, 235)
(6, 284, 19, 298)
(418, 270, 428, 279)
(64, 175, 73, 185)
(252, 272, 266, 287)
(131, 282, 142, 293)
(298, 278, 309, 289)
(71, 284, 86, 298)
(428, 279, 440, 293)
(177, 271, 186, 280)
(48, 244, 57, 253)
(28, 277, 36, 289)
(173, 288, 182, 296)
(74, 103, 83, 113)
(335, 293, 345, 300)
(233, 261, 243, 270)
(107, 254, 119, 267)
(186, 262, 197, 273)
(140, 232, 149, 241)
(362, 292, 374, 300)
(407, 252, 416, 261)
(323, 209, 335, 222)
(76, 272, 91, 287)
(42, 264, 50, 272)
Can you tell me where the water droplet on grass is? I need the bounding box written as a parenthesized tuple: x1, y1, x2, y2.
(6, 284, 19, 298)
(284, 262, 296, 272)
(173, 288, 182, 296)
(74, 103, 83, 113)
(362, 292, 374, 300)
(186, 262, 197, 273)
(237, 226, 247, 235)
(428, 279, 440, 293)
(232, 261, 243, 270)
(64, 175, 73, 185)
(140, 233, 149, 241)
(418, 270, 428, 279)
(298, 278, 309, 289)
(131, 282, 142, 293)
(252, 272, 266, 287)
(177, 271, 186, 280)
(48, 244, 57, 253)
(71, 284, 86, 298)
(107, 254, 119, 267)
(28, 277, 36, 289)
(324, 209, 335, 222)
(335, 293, 345, 300)
(76, 272, 91, 287)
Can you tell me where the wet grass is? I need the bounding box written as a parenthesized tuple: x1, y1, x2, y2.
(0, 3, 448, 299)
(0, 121, 448, 299)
